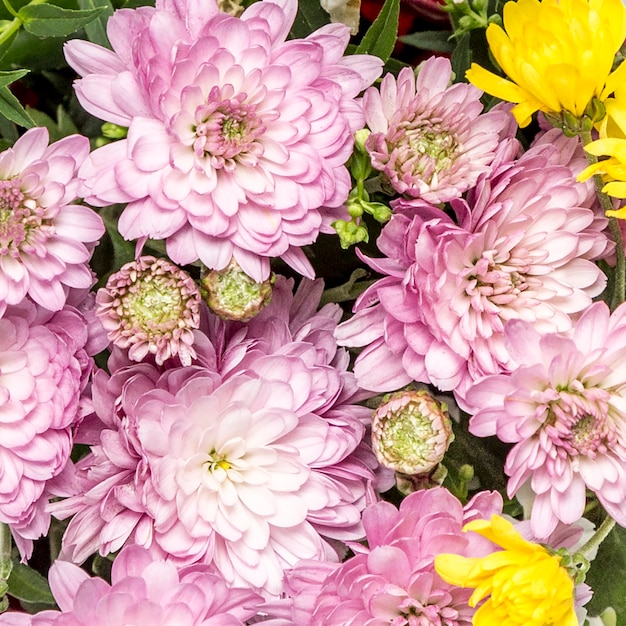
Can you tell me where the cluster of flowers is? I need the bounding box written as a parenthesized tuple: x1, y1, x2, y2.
(0, 0, 624, 623)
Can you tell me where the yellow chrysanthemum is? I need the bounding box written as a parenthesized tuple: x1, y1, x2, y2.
(434, 515, 578, 626)
(466, 0, 626, 127)
(578, 87, 626, 212)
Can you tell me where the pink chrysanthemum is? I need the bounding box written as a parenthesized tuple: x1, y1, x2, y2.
(95, 255, 201, 365)
(0, 545, 263, 625)
(336, 137, 611, 404)
(0, 127, 103, 315)
(64, 0, 383, 281)
(49, 277, 379, 597)
(0, 300, 91, 561)
(466, 301, 626, 539)
(363, 57, 510, 205)
(267, 487, 503, 625)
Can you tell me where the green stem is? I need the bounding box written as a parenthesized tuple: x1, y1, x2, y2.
(578, 514, 616, 557)
(580, 129, 626, 308)
(0, 523, 11, 612)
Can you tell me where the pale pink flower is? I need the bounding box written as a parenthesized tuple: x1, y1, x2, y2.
(95, 255, 201, 365)
(64, 0, 382, 281)
(0, 300, 91, 560)
(49, 278, 378, 597)
(0, 127, 104, 315)
(336, 138, 611, 405)
(466, 301, 626, 539)
(363, 57, 511, 205)
(0, 545, 263, 625)
(267, 487, 503, 625)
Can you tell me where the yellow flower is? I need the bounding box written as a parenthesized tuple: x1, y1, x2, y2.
(578, 87, 626, 211)
(466, 0, 626, 127)
(434, 515, 578, 626)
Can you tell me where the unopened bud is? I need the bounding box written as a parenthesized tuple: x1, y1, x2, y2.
(201, 258, 273, 322)
(372, 389, 454, 475)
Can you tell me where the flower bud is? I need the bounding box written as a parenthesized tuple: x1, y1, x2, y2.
(372, 389, 454, 475)
(96, 256, 201, 365)
(201, 258, 273, 322)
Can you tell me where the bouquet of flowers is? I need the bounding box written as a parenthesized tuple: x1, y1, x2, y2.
(0, 0, 624, 622)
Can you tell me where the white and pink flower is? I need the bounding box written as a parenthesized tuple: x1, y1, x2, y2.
(64, 0, 382, 281)
(50, 278, 379, 597)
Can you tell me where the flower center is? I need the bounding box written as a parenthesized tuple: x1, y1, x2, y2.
(122, 278, 186, 334)
(465, 252, 535, 307)
(193, 86, 265, 168)
(0, 178, 48, 256)
(545, 384, 616, 457)
(368, 106, 462, 188)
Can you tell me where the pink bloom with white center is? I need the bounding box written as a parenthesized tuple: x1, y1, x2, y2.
(363, 57, 511, 205)
(0, 127, 104, 315)
(266, 487, 503, 625)
(49, 278, 378, 597)
(64, 0, 383, 282)
(336, 138, 611, 404)
(0, 300, 91, 561)
(466, 301, 626, 539)
(0, 545, 263, 625)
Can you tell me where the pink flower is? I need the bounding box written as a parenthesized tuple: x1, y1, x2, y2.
(466, 301, 626, 539)
(0, 545, 263, 625)
(269, 487, 503, 625)
(0, 127, 104, 315)
(50, 278, 379, 597)
(64, 0, 382, 281)
(0, 300, 91, 560)
(336, 137, 611, 404)
(363, 57, 511, 205)
(95, 255, 201, 365)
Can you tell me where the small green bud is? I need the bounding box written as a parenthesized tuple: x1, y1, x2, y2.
(101, 123, 128, 140)
(201, 259, 274, 322)
(372, 389, 454, 475)
(363, 201, 392, 224)
(332, 219, 369, 249)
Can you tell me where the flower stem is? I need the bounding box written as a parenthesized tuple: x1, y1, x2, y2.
(0, 523, 12, 612)
(580, 129, 626, 308)
(578, 514, 616, 557)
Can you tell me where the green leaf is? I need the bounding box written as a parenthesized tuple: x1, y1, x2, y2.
(288, 0, 330, 39)
(0, 67, 27, 88)
(450, 31, 471, 82)
(0, 80, 34, 128)
(18, 3, 106, 38)
(355, 0, 400, 63)
(400, 30, 455, 53)
(78, 0, 113, 47)
(7, 562, 55, 606)
(585, 524, 626, 624)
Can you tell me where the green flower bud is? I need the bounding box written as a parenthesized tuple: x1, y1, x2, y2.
(372, 389, 454, 475)
(201, 259, 274, 322)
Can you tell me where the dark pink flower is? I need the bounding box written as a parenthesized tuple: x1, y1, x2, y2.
(363, 58, 510, 205)
(271, 487, 503, 625)
(0, 127, 104, 315)
(0, 545, 263, 625)
(0, 300, 91, 560)
(336, 137, 611, 405)
(467, 301, 626, 538)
